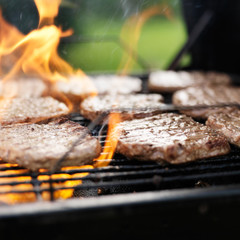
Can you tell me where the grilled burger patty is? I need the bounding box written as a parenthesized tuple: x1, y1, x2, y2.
(90, 75, 142, 94)
(0, 77, 48, 98)
(53, 75, 97, 111)
(0, 97, 69, 125)
(80, 94, 165, 122)
(191, 71, 231, 85)
(53, 75, 142, 112)
(172, 85, 240, 119)
(0, 118, 101, 171)
(206, 110, 240, 147)
(114, 113, 230, 164)
(148, 71, 231, 93)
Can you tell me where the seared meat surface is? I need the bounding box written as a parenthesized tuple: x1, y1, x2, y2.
(206, 109, 240, 147)
(53, 75, 97, 111)
(0, 97, 69, 125)
(172, 85, 240, 119)
(149, 71, 231, 93)
(0, 77, 48, 98)
(115, 113, 230, 164)
(80, 94, 165, 122)
(91, 75, 142, 95)
(0, 118, 101, 171)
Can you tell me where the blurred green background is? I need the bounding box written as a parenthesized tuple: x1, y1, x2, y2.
(0, 0, 189, 74)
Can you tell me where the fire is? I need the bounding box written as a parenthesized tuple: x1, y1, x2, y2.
(0, 161, 93, 205)
(0, 0, 89, 85)
(35, 0, 62, 28)
(39, 165, 93, 200)
(94, 112, 122, 168)
(0, 0, 97, 111)
(0, 0, 96, 204)
(118, 4, 173, 75)
(0, 3, 73, 82)
(0, 164, 36, 204)
(94, 5, 171, 167)
(0, 2, 170, 204)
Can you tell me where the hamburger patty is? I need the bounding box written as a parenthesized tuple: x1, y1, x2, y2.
(53, 75, 142, 112)
(80, 94, 165, 122)
(191, 71, 231, 85)
(114, 113, 230, 164)
(206, 109, 240, 147)
(53, 75, 97, 111)
(0, 118, 101, 171)
(0, 97, 69, 125)
(148, 71, 231, 93)
(172, 85, 240, 119)
(91, 75, 142, 94)
(0, 77, 48, 98)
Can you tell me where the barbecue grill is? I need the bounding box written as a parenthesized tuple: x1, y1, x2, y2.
(1, 1, 240, 239)
(1, 76, 240, 239)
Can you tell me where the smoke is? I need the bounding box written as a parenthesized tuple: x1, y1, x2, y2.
(120, 0, 165, 18)
(120, 0, 146, 18)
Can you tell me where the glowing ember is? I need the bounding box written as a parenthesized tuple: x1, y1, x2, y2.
(39, 165, 93, 200)
(0, 161, 93, 204)
(0, 162, 36, 204)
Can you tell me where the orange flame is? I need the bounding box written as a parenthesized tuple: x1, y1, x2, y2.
(94, 112, 122, 168)
(0, 0, 87, 83)
(94, 5, 172, 167)
(118, 4, 173, 75)
(39, 165, 93, 200)
(93, 5, 172, 167)
(0, 161, 93, 205)
(0, 165, 36, 204)
(0, 1, 98, 204)
(34, 0, 61, 27)
(0, 0, 97, 111)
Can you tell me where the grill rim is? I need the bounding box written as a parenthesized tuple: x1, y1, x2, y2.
(0, 183, 240, 219)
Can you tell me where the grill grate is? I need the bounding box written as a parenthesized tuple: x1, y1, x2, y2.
(0, 75, 240, 204)
(1, 112, 240, 204)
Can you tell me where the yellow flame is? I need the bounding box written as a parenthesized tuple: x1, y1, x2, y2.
(34, 0, 62, 27)
(39, 165, 93, 200)
(94, 112, 122, 168)
(0, 162, 93, 204)
(0, 1, 87, 83)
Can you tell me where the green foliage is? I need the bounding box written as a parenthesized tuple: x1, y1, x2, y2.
(0, 0, 188, 73)
(58, 0, 188, 73)
(60, 17, 187, 73)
